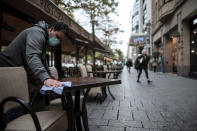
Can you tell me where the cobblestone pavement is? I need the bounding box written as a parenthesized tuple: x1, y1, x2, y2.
(86, 67, 197, 131)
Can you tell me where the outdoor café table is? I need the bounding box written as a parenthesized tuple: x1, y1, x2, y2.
(87, 70, 122, 100)
(60, 77, 121, 131)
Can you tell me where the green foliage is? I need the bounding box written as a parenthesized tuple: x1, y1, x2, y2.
(51, 0, 75, 18)
(51, 0, 121, 57)
(112, 49, 124, 62)
(152, 51, 160, 58)
(52, 0, 118, 20)
(96, 17, 123, 46)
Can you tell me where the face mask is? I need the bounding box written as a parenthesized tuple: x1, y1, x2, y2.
(48, 37, 60, 47)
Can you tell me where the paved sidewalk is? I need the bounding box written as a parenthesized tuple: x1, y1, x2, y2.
(87, 67, 197, 131)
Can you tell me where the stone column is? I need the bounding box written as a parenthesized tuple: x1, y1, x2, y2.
(179, 20, 190, 76)
(139, 0, 143, 33)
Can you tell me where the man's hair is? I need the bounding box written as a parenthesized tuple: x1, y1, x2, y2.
(49, 22, 68, 36)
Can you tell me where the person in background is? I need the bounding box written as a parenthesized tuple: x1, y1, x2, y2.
(159, 53, 164, 73)
(126, 58, 133, 72)
(152, 56, 158, 72)
(136, 49, 152, 83)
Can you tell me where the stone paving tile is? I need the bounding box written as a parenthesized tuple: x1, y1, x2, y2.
(153, 102, 170, 112)
(133, 111, 149, 121)
(176, 112, 194, 122)
(120, 101, 131, 108)
(142, 121, 180, 130)
(176, 120, 197, 131)
(88, 109, 105, 119)
(97, 100, 110, 107)
(89, 126, 108, 131)
(88, 119, 108, 126)
(118, 109, 133, 121)
(102, 110, 118, 120)
(127, 128, 150, 131)
(89, 126, 124, 131)
(89, 105, 113, 110)
(148, 129, 176, 131)
(108, 120, 142, 128)
(125, 120, 142, 128)
(160, 112, 181, 122)
(131, 101, 143, 108)
(108, 101, 120, 107)
(146, 111, 165, 122)
(113, 106, 138, 111)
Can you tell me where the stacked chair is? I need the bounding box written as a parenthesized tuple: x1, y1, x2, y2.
(103, 65, 114, 79)
(79, 64, 103, 103)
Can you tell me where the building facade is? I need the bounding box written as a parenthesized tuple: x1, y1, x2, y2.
(152, 0, 197, 76)
(128, 0, 152, 60)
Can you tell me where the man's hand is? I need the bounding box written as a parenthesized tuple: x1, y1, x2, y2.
(44, 78, 61, 87)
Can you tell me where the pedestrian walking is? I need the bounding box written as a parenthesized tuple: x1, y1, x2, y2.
(135, 49, 152, 83)
(151, 57, 158, 72)
(159, 53, 164, 73)
(126, 59, 133, 72)
(134, 54, 141, 73)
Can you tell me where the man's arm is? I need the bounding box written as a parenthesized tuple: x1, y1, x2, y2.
(26, 30, 51, 82)
(26, 30, 61, 87)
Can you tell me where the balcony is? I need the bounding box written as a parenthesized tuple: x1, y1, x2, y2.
(158, 0, 185, 23)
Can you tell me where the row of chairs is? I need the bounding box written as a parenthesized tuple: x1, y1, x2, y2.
(0, 65, 121, 131)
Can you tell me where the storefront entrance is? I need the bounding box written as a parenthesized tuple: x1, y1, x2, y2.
(190, 16, 197, 73)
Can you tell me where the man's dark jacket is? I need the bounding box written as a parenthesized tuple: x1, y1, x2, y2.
(0, 21, 51, 82)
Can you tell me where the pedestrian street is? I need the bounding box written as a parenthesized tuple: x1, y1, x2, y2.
(87, 67, 197, 131)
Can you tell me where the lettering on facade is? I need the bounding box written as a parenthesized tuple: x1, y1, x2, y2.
(37, 0, 90, 40)
(40, 0, 71, 26)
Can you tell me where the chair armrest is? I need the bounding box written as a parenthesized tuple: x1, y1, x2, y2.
(0, 97, 41, 131)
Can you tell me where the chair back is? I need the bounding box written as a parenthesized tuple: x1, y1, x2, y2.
(0, 67, 30, 111)
(49, 67, 59, 80)
(86, 65, 93, 77)
(103, 65, 108, 71)
(79, 64, 88, 77)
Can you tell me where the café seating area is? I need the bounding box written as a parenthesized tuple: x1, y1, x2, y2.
(0, 65, 122, 131)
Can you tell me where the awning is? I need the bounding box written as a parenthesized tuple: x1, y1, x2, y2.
(0, 0, 109, 57)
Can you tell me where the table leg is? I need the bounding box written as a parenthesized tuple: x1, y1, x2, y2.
(65, 92, 75, 131)
(82, 89, 90, 131)
(107, 86, 115, 100)
(75, 90, 83, 131)
(101, 86, 107, 99)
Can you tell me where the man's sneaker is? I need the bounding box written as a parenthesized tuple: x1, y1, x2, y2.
(137, 80, 141, 83)
(147, 80, 152, 83)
